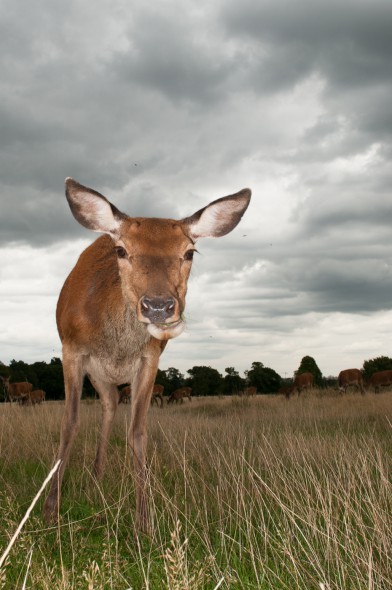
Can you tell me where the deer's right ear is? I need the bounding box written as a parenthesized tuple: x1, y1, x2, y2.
(65, 178, 127, 236)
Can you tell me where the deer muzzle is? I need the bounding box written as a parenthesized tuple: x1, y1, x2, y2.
(138, 296, 185, 340)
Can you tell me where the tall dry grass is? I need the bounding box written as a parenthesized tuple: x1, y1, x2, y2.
(0, 391, 391, 589)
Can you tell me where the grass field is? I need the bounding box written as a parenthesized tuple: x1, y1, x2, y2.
(0, 391, 391, 589)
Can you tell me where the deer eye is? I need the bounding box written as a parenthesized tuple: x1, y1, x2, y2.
(115, 246, 128, 259)
(184, 249, 196, 262)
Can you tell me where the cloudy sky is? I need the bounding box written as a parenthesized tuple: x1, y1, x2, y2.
(1, 0, 392, 380)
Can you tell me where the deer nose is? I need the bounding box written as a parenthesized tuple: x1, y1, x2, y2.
(140, 296, 176, 323)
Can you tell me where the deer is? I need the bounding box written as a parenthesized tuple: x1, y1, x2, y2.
(120, 384, 163, 406)
(167, 386, 192, 404)
(0, 377, 32, 403)
(27, 389, 46, 405)
(151, 384, 164, 408)
(119, 385, 132, 404)
(284, 372, 314, 399)
(337, 368, 365, 395)
(367, 369, 392, 393)
(238, 386, 257, 397)
(43, 178, 251, 532)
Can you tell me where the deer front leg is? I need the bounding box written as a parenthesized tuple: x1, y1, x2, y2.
(92, 381, 119, 480)
(129, 348, 160, 533)
(43, 350, 84, 523)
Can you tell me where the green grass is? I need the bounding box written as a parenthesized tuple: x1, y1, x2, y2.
(0, 391, 391, 589)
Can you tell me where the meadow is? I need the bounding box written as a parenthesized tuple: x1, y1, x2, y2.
(0, 391, 391, 589)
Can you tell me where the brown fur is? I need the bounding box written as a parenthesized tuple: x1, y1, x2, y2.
(368, 369, 392, 393)
(278, 385, 293, 397)
(1, 377, 32, 403)
(21, 389, 46, 405)
(168, 386, 192, 404)
(285, 372, 314, 399)
(43, 178, 250, 532)
(151, 384, 164, 407)
(337, 368, 364, 394)
(239, 386, 257, 397)
(29, 389, 45, 404)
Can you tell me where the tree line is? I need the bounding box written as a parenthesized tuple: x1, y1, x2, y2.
(1, 354, 391, 402)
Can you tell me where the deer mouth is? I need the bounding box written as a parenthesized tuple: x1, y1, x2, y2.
(147, 318, 185, 340)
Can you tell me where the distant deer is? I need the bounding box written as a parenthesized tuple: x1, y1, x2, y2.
(239, 386, 256, 397)
(278, 385, 292, 397)
(120, 384, 163, 406)
(0, 377, 32, 403)
(119, 385, 132, 404)
(168, 386, 192, 404)
(22, 389, 46, 405)
(337, 368, 365, 395)
(151, 384, 164, 408)
(368, 370, 392, 393)
(284, 372, 314, 399)
(29, 389, 45, 404)
(43, 178, 250, 531)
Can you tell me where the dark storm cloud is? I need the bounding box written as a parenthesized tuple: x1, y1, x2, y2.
(112, 7, 234, 105)
(1, 0, 390, 247)
(222, 0, 392, 91)
(0, 2, 240, 245)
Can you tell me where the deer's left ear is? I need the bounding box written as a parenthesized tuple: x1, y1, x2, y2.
(182, 188, 251, 239)
(65, 178, 127, 237)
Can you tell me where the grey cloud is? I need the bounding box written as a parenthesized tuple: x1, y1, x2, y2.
(1, 0, 392, 374)
(294, 193, 392, 236)
(191, 202, 392, 326)
(220, 0, 392, 164)
(113, 16, 232, 106)
(222, 0, 392, 90)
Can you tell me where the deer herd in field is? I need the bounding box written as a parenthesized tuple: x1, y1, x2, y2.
(3, 368, 391, 406)
(0, 377, 45, 405)
(278, 367, 392, 398)
(117, 383, 191, 406)
(0, 374, 195, 407)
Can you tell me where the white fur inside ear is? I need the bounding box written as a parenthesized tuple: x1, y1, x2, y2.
(187, 189, 251, 239)
(191, 202, 226, 237)
(80, 192, 116, 231)
(69, 189, 122, 235)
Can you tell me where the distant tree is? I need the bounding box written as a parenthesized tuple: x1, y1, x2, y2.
(50, 357, 63, 366)
(31, 360, 64, 400)
(9, 360, 38, 388)
(187, 366, 223, 396)
(295, 356, 323, 387)
(0, 362, 9, 378)
(245, 362, 282, 394)
(223, 367, 245, 395)
(155, 368, 166, 386)
(0, 363, 9, 401)
(362, 356, 392, 381)
(323, 375, 338, 388)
